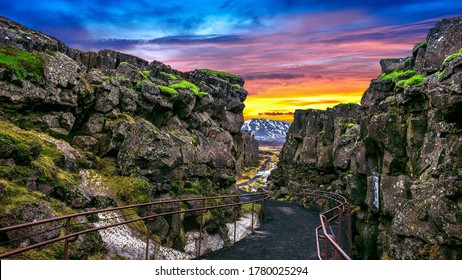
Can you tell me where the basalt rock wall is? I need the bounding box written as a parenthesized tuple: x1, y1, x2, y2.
(0, 16, 249, 259)
(269, 17, 462, 259)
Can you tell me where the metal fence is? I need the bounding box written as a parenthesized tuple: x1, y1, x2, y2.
(302, 191, 352, 260)
(0, 191, 268, 260)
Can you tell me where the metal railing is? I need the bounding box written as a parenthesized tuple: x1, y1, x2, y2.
(0, 191, 268, 260)
(302, 191, 352, 260)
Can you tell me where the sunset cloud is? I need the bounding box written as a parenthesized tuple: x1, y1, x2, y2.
(4, 1, 461, 121)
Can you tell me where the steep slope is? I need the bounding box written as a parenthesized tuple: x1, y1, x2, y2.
(269, 17, 462, 259)
(242, 118, 291, 144)
(0, 16, 249, 259)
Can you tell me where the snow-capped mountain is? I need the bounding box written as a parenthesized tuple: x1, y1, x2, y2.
(242, 119, 291, 144)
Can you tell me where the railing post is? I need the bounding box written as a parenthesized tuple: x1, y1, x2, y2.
(260, 194, 263, 224)
(347, 204, 352, 256)
(251, 201, 255, 232)
(145, 205, 151, 260)
(63, 218, 71, 260)
(233, 205, 237, 243)
(337, 207, 342, 246)
(325, 237, 329, 260)
(197, 199, 205, 257)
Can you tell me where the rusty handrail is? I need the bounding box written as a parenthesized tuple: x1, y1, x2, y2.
(302, 190, 352, 260)
(0, 190, 268, 259)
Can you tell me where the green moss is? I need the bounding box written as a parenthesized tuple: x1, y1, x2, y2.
(195, 91, 209, 97)
(413, 40, 427, 52)
(160, 71, 178, 80)
(442, 48, 462, 64)
(158, 85, 178, 95)
(378, 70, 416, 82)
(232, 84, 242, 89)
(346, 123, 355, 128)
(199, 69, 240, 81)
(169, 80, 207, 96)
(438, 69, 446, 81)
(395, 74, 425, 88)
(0, 46, 45, 82)
(139, 70, 151, 79)
(317, 130, 325, 136)
(135, 81, 142, 90)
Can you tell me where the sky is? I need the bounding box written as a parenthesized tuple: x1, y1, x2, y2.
(2, 1, 462, 122)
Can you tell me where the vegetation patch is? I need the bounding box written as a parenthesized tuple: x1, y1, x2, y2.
(395, 74, 425, 89)
(413, 40, 427, 53)
(345, 123, 355, 128)
(160, 71, 178, 80)
(442, 48, 462, 64)
(378, 70, 416, 83)
(199, 69, 240, 81)
(170, 80, 208, 96)
(0, 46, 45, 82)
(158, 85, 178, 95)
(139, 70, 151, 80)
(241, 202, 261, 214)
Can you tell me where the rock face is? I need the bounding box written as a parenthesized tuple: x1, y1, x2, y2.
(240, 131, 259, 168)
(0, 16, 249, 259)
(270, 17, 462, 259)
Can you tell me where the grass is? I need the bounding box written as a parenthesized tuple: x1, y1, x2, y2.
(0, 46, 45, 82)
(199, 69, 240, 81)
(169, 80, 208, 96)
(241, 202, 261, 214)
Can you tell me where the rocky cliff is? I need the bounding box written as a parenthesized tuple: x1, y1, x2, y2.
(0, 17, 249, 259)
(240, 130, 259, 168)
(269, 17, 462, 259)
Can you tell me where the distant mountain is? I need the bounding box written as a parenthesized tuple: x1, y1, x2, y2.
(242, 119, 291, 144)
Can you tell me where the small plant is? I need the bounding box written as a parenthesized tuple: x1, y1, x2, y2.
(317, 130, 325, 136)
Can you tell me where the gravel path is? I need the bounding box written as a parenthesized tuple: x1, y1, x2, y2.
(198, 200, 319, 260)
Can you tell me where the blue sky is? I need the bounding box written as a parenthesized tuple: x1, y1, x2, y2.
(2, 0, 461, 120)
